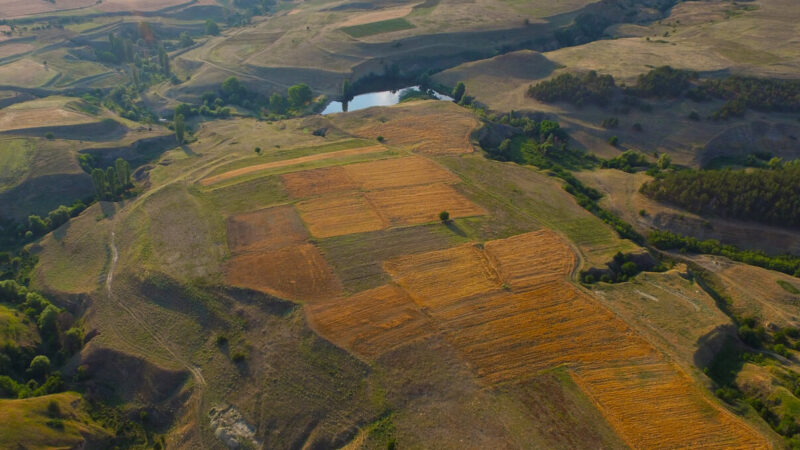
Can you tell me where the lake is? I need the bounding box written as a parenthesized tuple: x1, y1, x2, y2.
(321, 86, 453, 115)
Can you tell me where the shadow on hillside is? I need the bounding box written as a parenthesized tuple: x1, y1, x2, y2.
(693, 324, 743, 385)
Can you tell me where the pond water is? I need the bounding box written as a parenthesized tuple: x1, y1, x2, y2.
(321, 86, 453, 115)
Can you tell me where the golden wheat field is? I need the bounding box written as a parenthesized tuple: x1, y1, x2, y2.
(304, 284, 434, 358)
(296, 193, 386, 238)
(365, 183, 486, 227)
(342, 156, 459, 190)
(380, 229, 768, 448)
(573, 363, 768, 449)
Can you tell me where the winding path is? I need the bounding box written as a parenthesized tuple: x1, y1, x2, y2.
(106, 231, 208, 446)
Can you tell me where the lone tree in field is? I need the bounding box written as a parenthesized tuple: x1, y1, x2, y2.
(439, 211, 450, 223)
(451, 82, 466, 103)
(288, 83, 313, 109)
(206, 19, 220, 36)
(342, 80, 354, 102)
(174, 114, 185, 144)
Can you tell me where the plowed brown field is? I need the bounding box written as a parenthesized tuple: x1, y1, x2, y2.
(343, 156, 458, 190)
(381, 229, 768, 448)
(200, 145, 385, 186)
(296, 194, 386, 238)
(281, 166, 357, 198)
(366, 183, 486, 226)
(225, 243, 342, 302)
(226, 205, 308, 253)
(305, 284, 434, 358)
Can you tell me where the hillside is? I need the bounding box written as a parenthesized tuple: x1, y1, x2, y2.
(1, 0, 800, 448)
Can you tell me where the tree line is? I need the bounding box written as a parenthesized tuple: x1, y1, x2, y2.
(0, 279, 84, 399)
(527, 65, 800, 119)
(640, 162, 800, 227)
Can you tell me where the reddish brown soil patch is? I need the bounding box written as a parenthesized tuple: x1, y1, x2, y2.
(226, 205, 308, 254)
(281, 166, 358, 198)
(226, 243, 342, 302)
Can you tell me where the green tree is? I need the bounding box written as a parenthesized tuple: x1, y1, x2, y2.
(269, 93, 286, 114)
(106, 167, 118, 197)
(158, 46, 169, 75)
(47, 206, 71, 230)
(115, 158, 131, 188)
(28, 355, 51, 379)
(205, 19, 220, 36)
(90, 168, 108, 200)
(28, 216, 49, 236)
(451, 81, 466, 103)
(657, 153, 671, 170)
(178, 32, 194, 48)
(439, 211, 450, 222)
(37, 304, 59, 337)
(174, 114, 185, 144)
(288, 83, 313, 108)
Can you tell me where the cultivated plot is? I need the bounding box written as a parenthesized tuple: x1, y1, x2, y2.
(225, 243, 342, 302)
(366, 183, 486, 227)
(342, 156, 458, 190)
(305, 284, 434, 358)
(281, 166, 357, 198)
(226, 205, 308, 253)
(296, 193, 386, 238)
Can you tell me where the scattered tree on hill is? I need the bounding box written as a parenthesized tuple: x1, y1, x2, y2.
(174, 114, 185, 144)
(28, 355, 51, 379)
(115, 158, 131, 187)
(451, 82, 466, 103)
(631, 66, 695, 98)
(439, 211, 450, 222)
(178, 32, 194, 48)
(269, 93, 287, 114)
(158, 46, 170, 75)
(206, 19, 220, 36)
(288, 83, 313, 109)
(657, 153, 671, 170)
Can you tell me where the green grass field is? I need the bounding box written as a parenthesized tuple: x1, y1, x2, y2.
(0, 139, 34, 191)
(340, 18, 416, 38)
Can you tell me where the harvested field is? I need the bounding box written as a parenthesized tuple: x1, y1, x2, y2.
(573, 363, 768, 449)
(296, 193, 386, 238)
(365, 183, 485, 226)
(225, 243, 342, 302)
(226, 205, 307, 254)
(343, 156, 458, 190)
(0, 98, 96, 132)
(0, 0, 94, 19)
(305, 284, 434, 358)
(200, 145, 386, 186)
(318, 224, 464, 293)
(383, 229, 768, 447)
(281, 166, 357, 198)
(336, 102, 479, 155)
(484, 230, 576, 291)
(385, 243, 503, 308)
